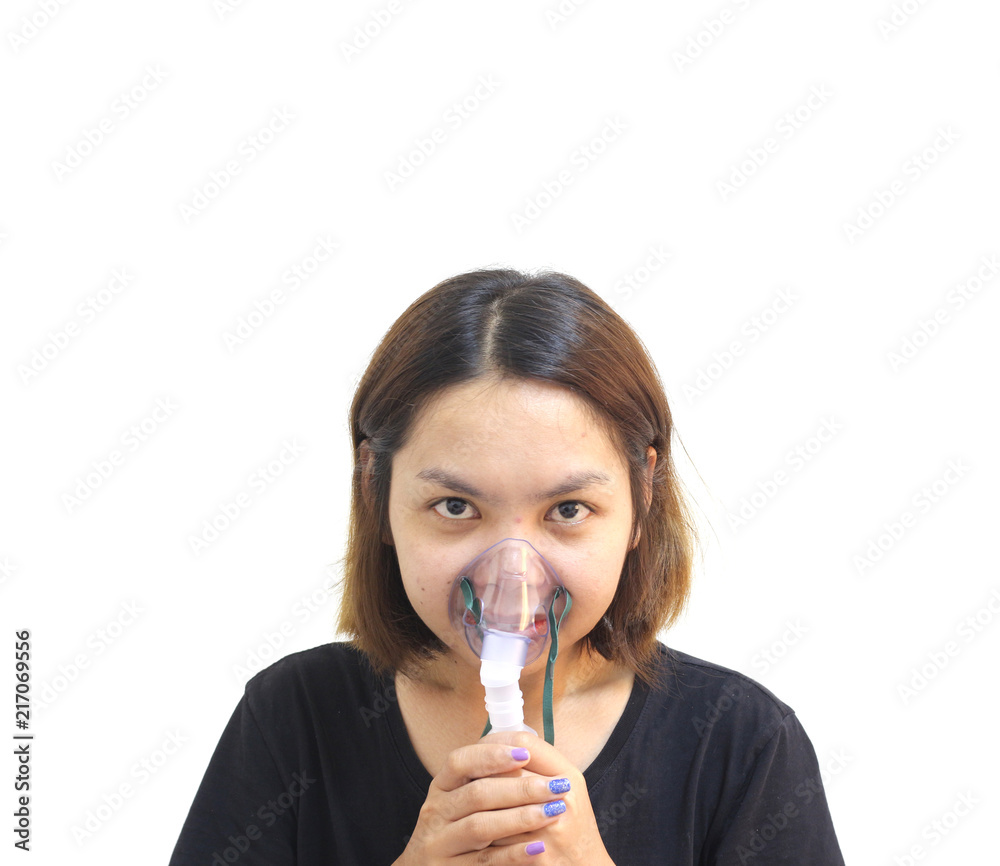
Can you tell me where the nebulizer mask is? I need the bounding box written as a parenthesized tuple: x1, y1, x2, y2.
(448, 538, 572, 745)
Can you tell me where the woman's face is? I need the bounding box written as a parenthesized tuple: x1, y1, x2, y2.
(387, 377, 651, 673)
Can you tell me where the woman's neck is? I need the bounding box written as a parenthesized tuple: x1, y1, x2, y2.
(393, 640, 636, 775)
(400, 640, 617, 708)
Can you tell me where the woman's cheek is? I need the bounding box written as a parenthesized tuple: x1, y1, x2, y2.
(407, 564, 461, 637)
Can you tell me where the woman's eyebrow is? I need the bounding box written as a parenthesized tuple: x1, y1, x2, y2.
(415, 467, 613, 504)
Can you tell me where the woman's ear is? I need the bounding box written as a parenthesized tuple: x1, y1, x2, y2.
(360, 439, 394, 547)
(642, 445, 656, 511)
(629, 446, 657, 550)
(358, 439, 375, 509)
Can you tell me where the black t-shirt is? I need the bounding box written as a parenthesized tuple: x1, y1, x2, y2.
(167, 641, 845, 864)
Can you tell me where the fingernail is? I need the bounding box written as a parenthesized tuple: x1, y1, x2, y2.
(548, 777, 571, 794)
(526, 841, 545, 855)
(511, 747, 530, 761)
(543, 799, 566, 817)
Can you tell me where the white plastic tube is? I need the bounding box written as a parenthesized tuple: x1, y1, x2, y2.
(480, 631, 536, 734)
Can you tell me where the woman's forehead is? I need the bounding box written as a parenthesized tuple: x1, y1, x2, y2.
(408, 381, 615, 456)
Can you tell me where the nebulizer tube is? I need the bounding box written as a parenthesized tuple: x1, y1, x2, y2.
(449, 538, 572, 744)
(480, 630, 534, 733)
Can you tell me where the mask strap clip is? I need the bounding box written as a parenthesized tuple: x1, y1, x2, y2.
(459, 577, 482, 624)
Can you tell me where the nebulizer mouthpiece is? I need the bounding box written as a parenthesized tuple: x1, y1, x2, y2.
(448, 538, 571, 744)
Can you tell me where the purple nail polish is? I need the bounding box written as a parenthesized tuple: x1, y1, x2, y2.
(543, 799, 566, 817)
(548, 777, 571, 794)
(526, 841, 545, 855)
(511, 747, 530, 761)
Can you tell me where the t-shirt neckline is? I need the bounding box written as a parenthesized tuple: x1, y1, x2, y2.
(377, 654, 653, 795)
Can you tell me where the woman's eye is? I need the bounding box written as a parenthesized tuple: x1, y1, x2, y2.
(432, 498, 478, 520)
(430, 498, 592, 524)
(549, 501, 592, 524)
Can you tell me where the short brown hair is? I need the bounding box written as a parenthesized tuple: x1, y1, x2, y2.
(335, 268, 695, 688)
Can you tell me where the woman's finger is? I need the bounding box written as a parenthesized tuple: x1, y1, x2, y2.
(431, 743, 532, 794)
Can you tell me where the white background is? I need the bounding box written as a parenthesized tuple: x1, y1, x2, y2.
(2, 0, 998, 862)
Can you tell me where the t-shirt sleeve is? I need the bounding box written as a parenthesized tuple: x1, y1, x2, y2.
(704, 712, 846, 865)
(167, 692, 297, 866)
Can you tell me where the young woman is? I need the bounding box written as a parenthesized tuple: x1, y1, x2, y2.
(169, 268, 846, 864)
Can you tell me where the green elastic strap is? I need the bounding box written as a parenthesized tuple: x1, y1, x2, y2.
(476, 586, 572, 746)
(459, 577, 482, 624)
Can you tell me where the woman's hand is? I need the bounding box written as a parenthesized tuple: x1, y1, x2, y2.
(395, 735, 573, 864)
(484, 730, 615, 865)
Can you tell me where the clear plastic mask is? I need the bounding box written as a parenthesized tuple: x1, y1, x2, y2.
(448, 537, 568, 666)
